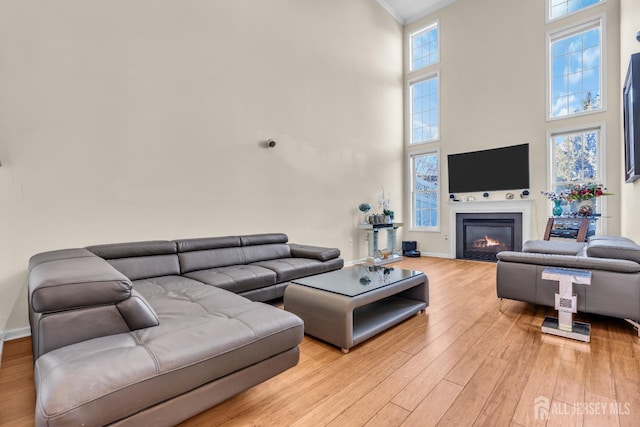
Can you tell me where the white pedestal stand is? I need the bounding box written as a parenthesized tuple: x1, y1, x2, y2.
(541, 267, 592, 342)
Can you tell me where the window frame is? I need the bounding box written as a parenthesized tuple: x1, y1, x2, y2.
(409, 149, 440, 232)
(546, 123, 607, 227)
(409, 71, 440, 145)
(408, 21, 439, 73)
(546, 0, 605, 23)
(546, 14, 606, 121)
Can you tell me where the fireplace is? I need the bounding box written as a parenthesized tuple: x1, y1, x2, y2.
(456, 212, 523, 261)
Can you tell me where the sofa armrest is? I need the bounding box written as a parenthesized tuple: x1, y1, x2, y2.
(289, 243, 341, 262)
(29, 255, 132, 313)
(496, 251, 640, 273)
(116, 289, 160, 330)
(28, 251, 160, 359)
(587, 238, 640, 263)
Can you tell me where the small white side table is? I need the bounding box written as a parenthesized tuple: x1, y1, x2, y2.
(541, 267, 592, 342)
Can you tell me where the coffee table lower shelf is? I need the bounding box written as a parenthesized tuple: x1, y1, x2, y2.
(284, 273, 428, 353)
(352, 296, 425, 346)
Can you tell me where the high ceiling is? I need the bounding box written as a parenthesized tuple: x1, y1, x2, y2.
(377, 0, 456, 24)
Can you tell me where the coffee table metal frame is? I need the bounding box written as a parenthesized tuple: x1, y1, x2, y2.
(284, 268, 428, 353)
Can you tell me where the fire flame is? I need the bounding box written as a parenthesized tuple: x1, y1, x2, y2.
(484, 235, 501, 246)
(472, 235, 504, 248)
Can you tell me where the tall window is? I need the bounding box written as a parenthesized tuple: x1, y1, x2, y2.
(549, 18, 602, 119)
(550, 127, 602, 203)
(411, 152, 439, 229)
(549, 0, 603, 21)
(410, 75, 439, 144)
(410, 22, 438, 72)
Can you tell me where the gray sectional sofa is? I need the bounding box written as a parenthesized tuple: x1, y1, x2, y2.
(496, 235, 640, 322)
(28, 233, 343, 426)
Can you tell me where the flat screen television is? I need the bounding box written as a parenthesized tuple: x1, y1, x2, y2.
(448, 143, 530, 194)
(623, 52, 640, 183)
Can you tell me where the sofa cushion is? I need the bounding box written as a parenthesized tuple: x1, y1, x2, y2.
(178, 247, 246, 273)
(29, 256, 132, 313)
(242, 243, 292, 264)
(522, 240, 586, 255)
(28, 248, 96, 271)
(184, 265, 277, 293)
(240, 233, 288, 246)
(86, 240, 177, 259)
(253, 257, 342, 282)
(588, 235, 634, 243)
(175, 236, 242, 252)
(289, 244, 341, 262)
(86, 241, 181, 280)
(587, 238, 640, 264)
(497, 251, 640, 273)
(34, 278, 303, 427)
(108, 255, 181, 281)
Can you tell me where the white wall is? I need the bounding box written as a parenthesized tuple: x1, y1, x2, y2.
(620, 0, 640, 241)
(0, 0, 403, 333)
(403, 0, 621, 257)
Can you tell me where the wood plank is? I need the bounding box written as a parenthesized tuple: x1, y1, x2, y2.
(391, 304, 499, 411)
(474, 321, 544, 426)
(511, 336, 564, 426)
(437, 356, 508, 426)
(583, 391, 622, 427)
(546, 400, 584, 427)
(365, 403, 410, 427)
(554, 346, 587, 406)
(400, 379, 462, 427)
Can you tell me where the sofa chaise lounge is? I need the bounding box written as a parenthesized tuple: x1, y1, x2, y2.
(496, 235, 640, 326)
(28, 233, 343, 426)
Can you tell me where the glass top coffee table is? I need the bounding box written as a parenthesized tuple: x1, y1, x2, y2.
(284, 266, 429, 353)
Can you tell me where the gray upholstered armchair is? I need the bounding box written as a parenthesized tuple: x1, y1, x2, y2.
(496, 235, 640, 333)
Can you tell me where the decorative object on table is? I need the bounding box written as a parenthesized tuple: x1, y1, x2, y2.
(541, 190, 567, 217)
(368, 214, 388, 224)
(483, 192, 489, 199)
(359, 276, 372, 286)
(542, 183, 611, 217)
(505, 192, 515, 200)
(358, 203, 371, 223)
(520, 189, 530, 199)
(552, 200, 563, 217)
(564, 183, 611, 216)
(378, 186, 393, 223)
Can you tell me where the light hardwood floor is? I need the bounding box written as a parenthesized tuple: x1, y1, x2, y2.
(2, 257, 640, 426)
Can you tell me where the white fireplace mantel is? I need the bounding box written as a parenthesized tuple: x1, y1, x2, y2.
(449, 199, 532, 258)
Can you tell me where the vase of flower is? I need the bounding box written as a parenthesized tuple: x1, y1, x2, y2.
(552, 199, 563, 217)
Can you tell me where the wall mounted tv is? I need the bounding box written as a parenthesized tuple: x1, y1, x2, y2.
(447, 143, 530, 194)
(623, 52, 640, 183)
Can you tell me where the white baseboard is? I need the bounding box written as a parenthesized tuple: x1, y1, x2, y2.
(2, 327, 31, 341)
(419, 251, 451, 258)
(345, 258, 368, 266)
